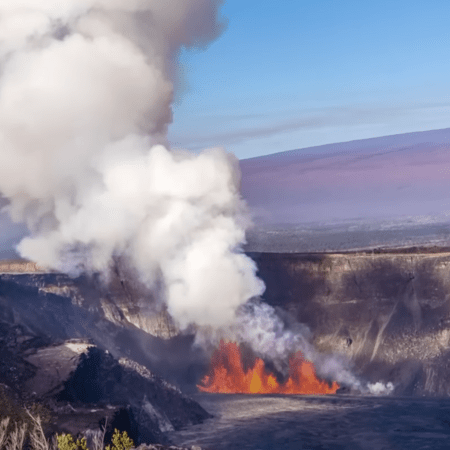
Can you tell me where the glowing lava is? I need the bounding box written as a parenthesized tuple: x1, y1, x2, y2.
(197, 341, 339, 394)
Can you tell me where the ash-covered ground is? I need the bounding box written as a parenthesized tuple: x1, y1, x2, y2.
(170, 393, 450, 450)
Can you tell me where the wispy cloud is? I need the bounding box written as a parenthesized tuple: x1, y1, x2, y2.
(169, 102, 450, 152)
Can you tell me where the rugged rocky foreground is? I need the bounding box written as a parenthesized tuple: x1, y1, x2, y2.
(0, 320, 211, 446)
(0, 264, 212, 446)
(249, 247, 450, 395)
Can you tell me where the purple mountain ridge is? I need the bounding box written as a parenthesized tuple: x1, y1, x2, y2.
(240, 127, 450, 251)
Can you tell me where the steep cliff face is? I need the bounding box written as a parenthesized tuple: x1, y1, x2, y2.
(0, 270, 177, 339)
(250, 248, 450, 396)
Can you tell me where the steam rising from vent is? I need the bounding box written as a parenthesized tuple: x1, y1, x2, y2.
(195, 300, 363, 390)
(0, 0, 265, 329)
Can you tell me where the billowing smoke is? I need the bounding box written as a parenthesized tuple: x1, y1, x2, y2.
(0, 0, 265, 329)
(0, 2, 391, 394)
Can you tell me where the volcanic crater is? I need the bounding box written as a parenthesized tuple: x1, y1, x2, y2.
(2, 247, 450, 448)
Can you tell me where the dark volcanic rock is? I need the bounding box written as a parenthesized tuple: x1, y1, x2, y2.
(0, 271, 209, 392)
(0, 321, 49, 392)
(0, 265, 211, 446)
(0, 318, 211, 446)
(56, 347, 212, 444)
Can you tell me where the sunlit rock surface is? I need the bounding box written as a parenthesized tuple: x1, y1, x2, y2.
(0, 259, 44, 273)
(0, 259, 177, 338)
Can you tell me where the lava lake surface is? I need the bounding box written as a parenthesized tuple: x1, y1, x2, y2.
(169, 393, 450, 450)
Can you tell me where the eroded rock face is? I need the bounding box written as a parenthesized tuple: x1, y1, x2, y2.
(0, 267, 177, 339)
(0, 271, 208, 392)
(249, 249, 450, 396)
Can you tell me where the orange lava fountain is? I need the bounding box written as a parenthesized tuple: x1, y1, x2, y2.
(197, 341, 339, 394)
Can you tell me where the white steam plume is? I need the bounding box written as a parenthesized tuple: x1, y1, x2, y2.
(195, 300, 396, 394)
(233, 301, 396, 393)
(0, 0, 266, 329)
(0, 3, 388, 394)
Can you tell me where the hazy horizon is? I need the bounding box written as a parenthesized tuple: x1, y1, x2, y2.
(2, 127, 450, 257)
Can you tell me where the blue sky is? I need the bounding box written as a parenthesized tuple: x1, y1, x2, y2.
(169, 0, 450, 159)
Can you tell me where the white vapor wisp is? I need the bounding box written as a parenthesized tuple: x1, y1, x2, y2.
(0, 0, 266, 330)
(195, 299, 364, 390)
(195, 300, 394, 393)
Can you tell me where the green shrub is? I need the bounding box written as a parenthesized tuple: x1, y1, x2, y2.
(1, 412, 135, 450)
(55, 428, 134, 450)
(56, 434, 89, 450)
(105, 429, 134, 450)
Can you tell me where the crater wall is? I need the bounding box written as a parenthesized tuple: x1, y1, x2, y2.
(3, 248, 450, 396)
(250, 248, 450, 395)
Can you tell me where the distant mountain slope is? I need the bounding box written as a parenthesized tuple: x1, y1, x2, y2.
(240, 127, 450, 251)
(239, 127, 450, 225)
